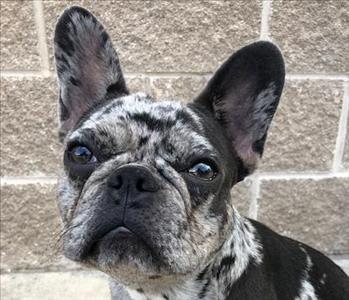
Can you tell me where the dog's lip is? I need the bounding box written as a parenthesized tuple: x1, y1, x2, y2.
(89, 223, 159, 257)
(93, 225, 137, 244)
(65, 225, 135, 261)
(84, 225, 137, 259)
(104, 225, 134, 238)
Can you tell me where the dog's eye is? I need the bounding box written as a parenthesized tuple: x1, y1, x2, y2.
(188, 162, 217, 180)
(69, 145, 96, 164)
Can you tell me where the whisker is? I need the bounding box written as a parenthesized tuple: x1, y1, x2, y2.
(52, 222, 83, 251)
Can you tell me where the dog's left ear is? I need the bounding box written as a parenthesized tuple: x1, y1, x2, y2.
(194, 41, 285, 179)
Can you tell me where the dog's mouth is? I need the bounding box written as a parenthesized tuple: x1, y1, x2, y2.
(99, 225, 136, 239)
(64, 221, 165, 271)
(91, 224, 156, 253)
(90, 223, 155, 257)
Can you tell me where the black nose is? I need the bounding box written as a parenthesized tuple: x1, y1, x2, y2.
(107, 165, 160, 193)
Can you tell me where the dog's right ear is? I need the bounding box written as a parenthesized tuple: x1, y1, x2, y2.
(54, 6, 128, 141)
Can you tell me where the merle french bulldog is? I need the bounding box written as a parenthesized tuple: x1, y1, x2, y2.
(54, 6, 349, 300)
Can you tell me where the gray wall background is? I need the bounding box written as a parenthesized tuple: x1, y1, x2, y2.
(1, 0, 348, 298)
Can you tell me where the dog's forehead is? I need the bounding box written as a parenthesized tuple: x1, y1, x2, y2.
(73, 93, 202, 133)
(69, 93, 213, 153)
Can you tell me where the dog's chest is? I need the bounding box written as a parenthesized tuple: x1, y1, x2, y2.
(125, 282, 219, 300)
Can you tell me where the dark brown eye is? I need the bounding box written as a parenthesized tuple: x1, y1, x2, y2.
(188, 162, 217, 180)
(69, 145, 96, 164)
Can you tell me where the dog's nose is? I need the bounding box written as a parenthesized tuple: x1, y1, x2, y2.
(107, 165, 160, 193)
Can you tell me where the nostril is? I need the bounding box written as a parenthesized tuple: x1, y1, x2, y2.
(109, 166, 160, 193)
(136, 178, 145, 192)
(109, 175, 123, 189)
(136, 177, 160, 192)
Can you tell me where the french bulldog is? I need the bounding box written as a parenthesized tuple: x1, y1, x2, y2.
(54, 6, 349, 300)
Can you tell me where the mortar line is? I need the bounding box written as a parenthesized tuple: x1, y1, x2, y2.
(260, 0, 272, 40)
(247, 174, 260, 220)
(32, 0, 50, 75)
(1, 171, 349, 186)
(330, 254, 349, 260)
(258, 171, 349, 181)
(124, 72, 212, 79)
(148, 74, 155, 93)
(332, 81, 349, 171)
(1, 70, 348, 81)
(286, 74, 349, 81)
(32, 0, 50, 74)
(0, 70, 53, 78)
(0, 269, 101, 276)
(1, 177, 58, 185)
(1, 257, 348, 276)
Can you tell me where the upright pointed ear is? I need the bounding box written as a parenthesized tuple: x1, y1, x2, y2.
(54, 6, 128, 140)
(194, 41, 285, 178)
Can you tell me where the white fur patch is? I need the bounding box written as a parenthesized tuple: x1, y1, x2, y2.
(295, 280, 318, 300)
(126, 289, 147, 300)
(215, 209, 263, 298)
(295, 250, 318, 300)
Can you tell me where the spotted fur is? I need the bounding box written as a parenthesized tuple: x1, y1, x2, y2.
(54, 6, 349, 300)
(54, 6, 128, 139)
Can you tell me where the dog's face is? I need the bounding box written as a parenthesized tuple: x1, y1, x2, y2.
(54, 7, 284, 289)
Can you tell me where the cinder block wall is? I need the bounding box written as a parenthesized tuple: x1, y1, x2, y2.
(1, 0, 348, 298)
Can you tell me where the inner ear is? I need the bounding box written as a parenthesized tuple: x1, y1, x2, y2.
(54, 6, 128, 140)
(194, 41, 285, 177)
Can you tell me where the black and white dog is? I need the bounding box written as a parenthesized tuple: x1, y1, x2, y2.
(54, 6, 349, 300)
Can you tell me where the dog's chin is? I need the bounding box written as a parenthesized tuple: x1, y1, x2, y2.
(89, 227, 158, 266)
(73, 227, 183, 288)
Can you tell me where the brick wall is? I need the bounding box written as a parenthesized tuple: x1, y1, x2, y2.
(1, 0, 348, 298)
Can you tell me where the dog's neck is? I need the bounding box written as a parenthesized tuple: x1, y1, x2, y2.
(120, 210, 263, 300)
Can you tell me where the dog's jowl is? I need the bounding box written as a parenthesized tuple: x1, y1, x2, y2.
(54, 6, 349, 300)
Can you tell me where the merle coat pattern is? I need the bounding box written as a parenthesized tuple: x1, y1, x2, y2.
(54, 6, 349, 300)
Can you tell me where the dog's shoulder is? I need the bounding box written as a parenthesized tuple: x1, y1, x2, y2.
(245, 219, 349, 300)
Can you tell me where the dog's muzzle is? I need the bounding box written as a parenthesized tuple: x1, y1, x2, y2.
(64, 164, 163, 261)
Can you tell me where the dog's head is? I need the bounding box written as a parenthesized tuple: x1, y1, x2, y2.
(55, 6, 284, 289)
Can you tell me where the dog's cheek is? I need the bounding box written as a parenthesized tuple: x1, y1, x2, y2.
(186, 197, 218, 248)
(144, 189, 192, 270)
(209, 188, 234, 229)
(189, 192, 234, 258)
(57, 176, 81, 224)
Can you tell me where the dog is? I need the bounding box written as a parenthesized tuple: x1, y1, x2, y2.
(54, 6, 349, 300)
